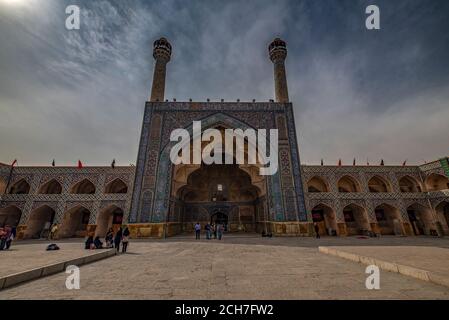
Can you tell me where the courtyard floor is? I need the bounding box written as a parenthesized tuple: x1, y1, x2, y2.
(1, 235, 449, 299)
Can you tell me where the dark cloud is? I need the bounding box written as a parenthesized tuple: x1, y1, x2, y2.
(0, 0, 448, 166)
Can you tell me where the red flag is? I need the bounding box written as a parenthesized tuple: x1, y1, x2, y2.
(353, 158, 356, 166)
(338, 159, 342, 166)
(11, 159, 18, 167)
(380, 159, 385, 166)
(402, 160, 407, 166)
(77, 160, 83, 169)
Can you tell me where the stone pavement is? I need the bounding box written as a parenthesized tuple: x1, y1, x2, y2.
(1, 241, 449, 300)
(319, 246, 449, 287)
(0, 242, 107, 278)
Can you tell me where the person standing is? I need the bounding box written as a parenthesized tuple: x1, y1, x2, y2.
(5, 226, 15, 250)
(85, 235, 94, 249)
(0, 227, 6, 250)
(194, 222, 201, 240)
(314, 223, 320, 239)
(49, 224, 58, 240)
(217, 224, 224, 240)
(211, 223, 216, 239)
(114, 227, 123, 253)
(205, 223, 211, 240)
(122, 227, 130, 253)
(105, 228, 114, 248)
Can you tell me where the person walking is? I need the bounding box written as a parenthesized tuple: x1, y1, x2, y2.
(314, 223, 320, 239)
(114, 227, 123, 253)
(122, 227, 130, 253)
(194, 222, 201, 240)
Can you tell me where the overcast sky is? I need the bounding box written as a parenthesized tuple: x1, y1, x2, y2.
(1, 0, 448, 166)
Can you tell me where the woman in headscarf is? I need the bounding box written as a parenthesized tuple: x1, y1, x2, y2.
(122, 226, 130, 253)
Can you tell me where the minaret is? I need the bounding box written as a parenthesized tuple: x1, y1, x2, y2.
(150, 37, 172, 102)
(269, 38, 289, 103)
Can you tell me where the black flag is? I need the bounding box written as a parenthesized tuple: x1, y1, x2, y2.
(52, 159, 55, 167)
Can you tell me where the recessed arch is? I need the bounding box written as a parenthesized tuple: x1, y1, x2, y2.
(9, 179, 30, 194)
(59, 206, 91, 238)
(95, 205, 124, 237)
(307, 176, 329, 193)
(0, 205, 22, 227)
(105, 179, 128, 194)
(25, 205, 56, 239)
(311, 203, 337, 235)
(399, 175, 422, 193)
(425, 173, 449, 191)
(337, 175, 361, 193)
(374, 203, 402, 235)
(0, 176, 7, 194)
(342, 203, 370, 235)
(38, 179, 62, 194)
(434, 201, 449, 235)
(367, 175, 392, 193)
(70, 179, 96, 194)
(406, 203, 434, 236)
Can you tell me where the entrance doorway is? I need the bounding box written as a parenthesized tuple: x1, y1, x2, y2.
(407, 209, 424, 235)
(211, 212, 228, 231)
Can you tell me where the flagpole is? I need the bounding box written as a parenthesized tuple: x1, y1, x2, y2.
(4, 160, 17, 195)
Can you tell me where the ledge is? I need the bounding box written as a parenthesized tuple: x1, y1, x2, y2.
(0, 249, 116, 290)
(318, 246, 449, 288)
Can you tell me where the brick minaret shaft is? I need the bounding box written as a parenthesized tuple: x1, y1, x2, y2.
(150, 37, 172, 102)
(269, 38, 289, 103)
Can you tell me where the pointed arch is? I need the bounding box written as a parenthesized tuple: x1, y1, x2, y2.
(0, 205, 22, 227)
(95, 205, 124, 237)
(337, 175, 361, 193)
(25, 205, 56, 239)
(0, 176, 7, 194)
(367, 175, 392, 193)
(60, 205, 91, 238)
(425, 173, 449, 191)
(70, 179, 96, 194)
(399, 175, 422, 193)
(307, 176, 329, 193)
(342, 203, 370, 235)
(374, 203, 402, 235)
(406, 202, 434, 236)
(9, 179, 30, 194)
(38, 179, 62, 194)
(434, 201, 449, 235)
(311, 203, 337, 235)
(105, 178, 128, 194)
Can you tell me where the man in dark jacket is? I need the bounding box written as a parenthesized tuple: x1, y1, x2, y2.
(114, 227, 123, 253)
